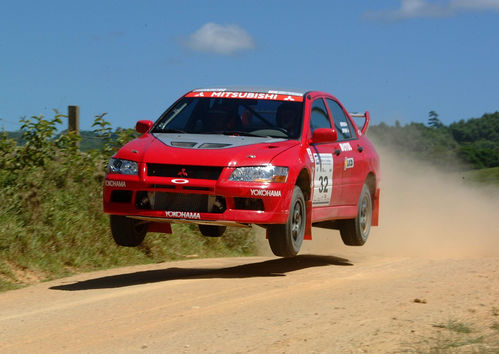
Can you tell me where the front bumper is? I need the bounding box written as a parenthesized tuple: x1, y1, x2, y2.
(103, 166, 293, 226)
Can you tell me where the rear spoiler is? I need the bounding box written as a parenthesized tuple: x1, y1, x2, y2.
(349, 111, 370, 135)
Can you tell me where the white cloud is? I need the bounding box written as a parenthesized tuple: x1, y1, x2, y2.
(184, 23, 255, 55)
(364, 0, 499, 20)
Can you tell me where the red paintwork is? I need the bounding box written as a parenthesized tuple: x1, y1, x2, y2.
(135, 120, 153, 134)
(311, 128, 338, 144)
(103, 89, 380, 238)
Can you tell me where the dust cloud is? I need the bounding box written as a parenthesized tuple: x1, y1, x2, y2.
(256, 147, 499, 258)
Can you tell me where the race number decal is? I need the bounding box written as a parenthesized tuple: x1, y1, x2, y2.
(312, 153, 333, 205)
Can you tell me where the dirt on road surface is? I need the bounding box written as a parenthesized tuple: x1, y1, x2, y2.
(1, 150, 498, 353)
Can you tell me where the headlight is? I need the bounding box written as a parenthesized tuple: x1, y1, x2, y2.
(107, 158, 138, 175)
(229, 165, 288, 183)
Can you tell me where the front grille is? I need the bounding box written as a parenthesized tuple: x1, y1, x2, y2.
(147, 164, 223, 180)
(136, 191, 226, 213)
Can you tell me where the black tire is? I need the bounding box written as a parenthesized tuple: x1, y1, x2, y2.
(110, 215, 148, 247)
(268, 186, 306, 257)
(340, 184, 372, 246)
(198, 224, 226, 237)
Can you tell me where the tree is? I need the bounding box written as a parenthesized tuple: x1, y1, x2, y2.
(428, 110, 443, 129)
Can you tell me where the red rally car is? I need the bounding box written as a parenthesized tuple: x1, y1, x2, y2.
(103, 88, 380, 257)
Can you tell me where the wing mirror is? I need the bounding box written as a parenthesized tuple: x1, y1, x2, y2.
(311, 128, 338, 144)
(135, 120, 153, 134)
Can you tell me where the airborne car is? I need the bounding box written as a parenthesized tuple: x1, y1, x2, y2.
(104, 88, 380, 257)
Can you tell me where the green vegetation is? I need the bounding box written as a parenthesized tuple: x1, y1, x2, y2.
(408, 314, 499, 353)
(369, 111, 499, 172)
(459, 167, 499, 187)
(433, 320, 473, 334)
(0, 111, 255, 292)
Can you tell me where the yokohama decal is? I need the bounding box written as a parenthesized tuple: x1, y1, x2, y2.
(105, 180, 126, 187)
(250, 189, 281, 197)
(165, 211, 201, 219)
(186, 91, 303, 102)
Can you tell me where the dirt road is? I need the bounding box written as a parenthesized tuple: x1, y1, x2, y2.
(1, 150, 498, 353)
(0, 248, 498, 353)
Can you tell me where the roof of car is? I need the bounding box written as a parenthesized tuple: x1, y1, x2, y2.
(191, 87, 308, 96)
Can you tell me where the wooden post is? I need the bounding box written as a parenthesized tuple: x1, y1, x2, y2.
(68, 105, 80, 134)
(68, 105, 80, 149)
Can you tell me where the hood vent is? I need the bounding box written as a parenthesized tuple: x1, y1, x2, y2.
(171, 141, 197, 148)
(198, 143, 231, 149)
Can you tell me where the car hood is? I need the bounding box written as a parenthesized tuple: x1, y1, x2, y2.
(115, 133, 300, 166)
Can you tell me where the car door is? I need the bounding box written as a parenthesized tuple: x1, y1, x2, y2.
(307, 98, 344, 207)
(325, 98, 365, 206)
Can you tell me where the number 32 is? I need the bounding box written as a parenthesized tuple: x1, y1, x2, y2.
(318, 176, 328, 193)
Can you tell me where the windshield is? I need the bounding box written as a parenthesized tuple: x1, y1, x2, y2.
(152, 97, 304, 139)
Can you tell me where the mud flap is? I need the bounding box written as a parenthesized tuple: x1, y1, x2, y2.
(148, 222, 172, 234)
(371, 188, 380, 226)
(304, 199, 312, 240)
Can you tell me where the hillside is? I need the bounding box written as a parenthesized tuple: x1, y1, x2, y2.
(368, 111, 499, 171)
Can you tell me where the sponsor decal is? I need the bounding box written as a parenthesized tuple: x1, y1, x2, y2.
(171, 178, 189, 184)
(341, 128, 350, 134)
(312, 153, 334, 206)
(339, 122, 348, 127)
(339, 142, 352, 152)
(186, 91, 303, 102)
(250, 189, 282, 197)
(165, 211, 201, 219)
(211, 91, 278, 100)
(105, 180, 126, 187)
(344, 157, 355, 170)
(306, 148, 314, 163)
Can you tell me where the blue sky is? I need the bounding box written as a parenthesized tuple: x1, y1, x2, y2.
(1, 0, 498, 131)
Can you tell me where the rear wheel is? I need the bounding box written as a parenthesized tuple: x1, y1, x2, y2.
(340, 184, 372, 246)
(110, 215, 148, 247)
(198, 224, 226, 237)
(268, 186, 306, 257)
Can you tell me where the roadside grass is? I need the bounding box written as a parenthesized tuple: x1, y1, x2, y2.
(433, 320, 473, 334)
(0, 165, 256, 292)
(0, 166, 256, 291)
(405, 314, 499, 353)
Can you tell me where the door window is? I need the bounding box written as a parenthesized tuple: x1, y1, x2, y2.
(326, 99, 355, 141)
(309, 99, 332, 134)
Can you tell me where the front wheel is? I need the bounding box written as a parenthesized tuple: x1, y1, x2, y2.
(110, 215, 148, 247)
(268, 186, 306, 257)
(340, 184, 372, 246)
